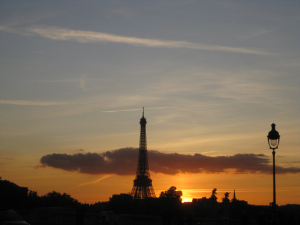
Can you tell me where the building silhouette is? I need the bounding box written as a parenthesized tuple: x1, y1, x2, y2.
(131, 108, 156, 199)
(232, 189, 237, 202)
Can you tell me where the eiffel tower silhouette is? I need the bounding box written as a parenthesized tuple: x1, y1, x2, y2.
(131, 108, 156, 199)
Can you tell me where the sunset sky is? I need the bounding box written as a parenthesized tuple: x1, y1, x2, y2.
(1, 1, 300, 205)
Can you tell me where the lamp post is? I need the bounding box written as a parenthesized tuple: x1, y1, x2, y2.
(267, 123, 280, 223)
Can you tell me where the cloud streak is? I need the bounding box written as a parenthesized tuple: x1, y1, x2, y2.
(1, 25, 274, 55)
(74, 175, 113, 188)
(0, 100, 68, 106)
(39, 148, 300, 175)
(101, 106, 170, 113)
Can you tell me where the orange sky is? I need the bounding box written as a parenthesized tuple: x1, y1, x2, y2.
(1, 1, 300, 207)
(2, 156, 300, 205)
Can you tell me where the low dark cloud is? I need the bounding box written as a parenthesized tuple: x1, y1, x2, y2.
(39, 148, 300, 175)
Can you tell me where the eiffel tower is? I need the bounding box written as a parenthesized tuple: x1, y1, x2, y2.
(131, 108, 156, 199)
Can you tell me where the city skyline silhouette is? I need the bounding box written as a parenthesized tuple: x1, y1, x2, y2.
(1, 1, 300, 207)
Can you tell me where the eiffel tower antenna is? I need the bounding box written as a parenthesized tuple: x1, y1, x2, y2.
(131, 108, 156, 199)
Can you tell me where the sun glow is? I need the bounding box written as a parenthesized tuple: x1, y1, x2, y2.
(182, 198, 192, 203)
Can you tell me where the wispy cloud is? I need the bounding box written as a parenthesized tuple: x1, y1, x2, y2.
(0, 100, 68, 106)
(1, 25, 275, 55)
(79, 73, 87, 90)
(102, 106, 169, 113)
(239, 28, 277, 39)
(39, 148, 300, 175)
(102, 108, 141, 113)
(73, 175, 113, 188)
(4, 157, 15, 161)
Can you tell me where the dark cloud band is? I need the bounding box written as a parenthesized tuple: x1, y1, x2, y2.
(39, 148, 300, 175)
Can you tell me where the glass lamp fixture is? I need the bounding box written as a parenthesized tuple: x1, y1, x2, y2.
(267, 123, 280, 149)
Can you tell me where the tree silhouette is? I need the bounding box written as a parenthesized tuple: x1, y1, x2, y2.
(159, 186, 182, 202)
(28, 190, 39, 208)
(41, 191, 79, 207)
(159, 187, 183, 225)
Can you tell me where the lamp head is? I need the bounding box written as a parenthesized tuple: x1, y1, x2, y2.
(267, 123, 280, 149)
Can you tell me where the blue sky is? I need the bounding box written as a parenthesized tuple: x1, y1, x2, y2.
(1, 0, 300, 204)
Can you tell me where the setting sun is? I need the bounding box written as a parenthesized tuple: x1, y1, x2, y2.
(182, 198, 192, 203)
(1, 0, 300, 208)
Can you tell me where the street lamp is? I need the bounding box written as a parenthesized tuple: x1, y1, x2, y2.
(267, 123, 280, 223)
